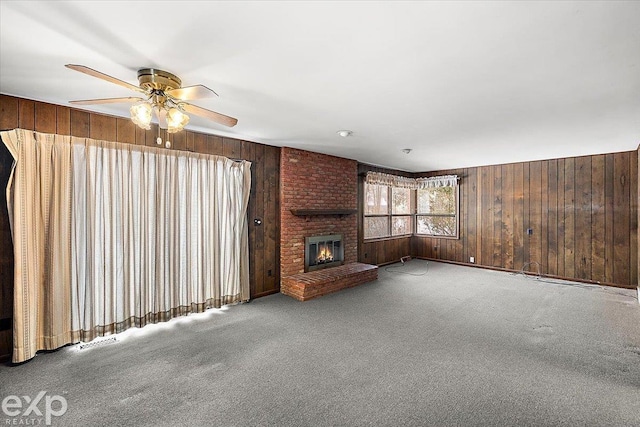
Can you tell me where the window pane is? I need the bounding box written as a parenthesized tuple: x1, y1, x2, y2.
(392, 216, 412, 236)
(364, 216, 389, 239)
(365, 183, 389, 215)
(416, 215, 456, 236)
(392, 187, 411, 214)
(417, 187, 456, 214)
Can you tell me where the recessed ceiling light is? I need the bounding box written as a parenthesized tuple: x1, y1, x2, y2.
(337, 130, 353, 137)
(402, 148, 412, 154)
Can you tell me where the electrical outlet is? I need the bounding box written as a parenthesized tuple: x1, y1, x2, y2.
(470, 256, 475, 263)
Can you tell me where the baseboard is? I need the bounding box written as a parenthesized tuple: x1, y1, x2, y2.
(413, 257, 637, 290)
(251, 289, 280, 299)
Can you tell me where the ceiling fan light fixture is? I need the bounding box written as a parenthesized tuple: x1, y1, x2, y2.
(130, 102, 153, 130)
(66, 65, 237, 132)
(166, 107, 189, 133)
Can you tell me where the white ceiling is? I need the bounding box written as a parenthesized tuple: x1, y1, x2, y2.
(1, 1, 639, 172)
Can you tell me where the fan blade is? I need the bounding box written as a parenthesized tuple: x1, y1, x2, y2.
(65, 64, 146, 94)
(69, 97, 144, 105)
(166, 84, 218, 100)
(180, 103, 237, 127)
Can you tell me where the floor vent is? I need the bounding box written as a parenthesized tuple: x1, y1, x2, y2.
(77, 337, 118, 350)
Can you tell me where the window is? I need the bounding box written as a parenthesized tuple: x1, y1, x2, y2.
(363, 172, 459, 241)
(391, 187, 412, 236)
(364, 183, 389, 239)
(364, 183, 413, 240)
(416, 185, 458, 237)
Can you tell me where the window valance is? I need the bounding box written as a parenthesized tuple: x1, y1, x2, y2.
(415, 175, 459, 188)
(365, 171, 416, 188)
(365, 171, 458, 189)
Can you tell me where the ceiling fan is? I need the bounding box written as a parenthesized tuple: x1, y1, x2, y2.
(65, 64, 237, 133)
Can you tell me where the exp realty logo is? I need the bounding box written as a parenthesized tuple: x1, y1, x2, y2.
(2, 392, 67, 425)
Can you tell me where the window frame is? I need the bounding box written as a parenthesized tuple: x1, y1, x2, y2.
(363, 183, 414, 241)
(362, 179, 460, 242)
(414, 185, 460, 239)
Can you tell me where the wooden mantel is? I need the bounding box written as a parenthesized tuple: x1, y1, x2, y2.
(290, 209, 357, 218)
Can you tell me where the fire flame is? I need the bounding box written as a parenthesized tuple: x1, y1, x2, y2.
(316, 246, 334, 263)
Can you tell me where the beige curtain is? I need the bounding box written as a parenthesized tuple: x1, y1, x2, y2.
(2, 129, 251, 363)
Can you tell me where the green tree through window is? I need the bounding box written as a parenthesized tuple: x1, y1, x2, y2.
(416, 186, 458, 237)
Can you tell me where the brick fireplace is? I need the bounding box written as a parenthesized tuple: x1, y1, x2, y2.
(280, 147, 358, 279)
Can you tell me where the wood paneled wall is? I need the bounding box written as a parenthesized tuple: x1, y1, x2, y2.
(412, 153, 638, 288)
(0, 95, 281, 361)
(357, 163, 412, 265)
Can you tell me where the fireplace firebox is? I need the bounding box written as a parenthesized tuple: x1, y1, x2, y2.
(305, 234, 344, 272)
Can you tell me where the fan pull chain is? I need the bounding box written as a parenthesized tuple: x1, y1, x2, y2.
(156, 128, 171, 149)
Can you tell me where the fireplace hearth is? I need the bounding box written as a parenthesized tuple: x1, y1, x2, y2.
(305, 234, 344, 272)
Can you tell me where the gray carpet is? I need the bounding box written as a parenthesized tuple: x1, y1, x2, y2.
(1, 260, 639, 426)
